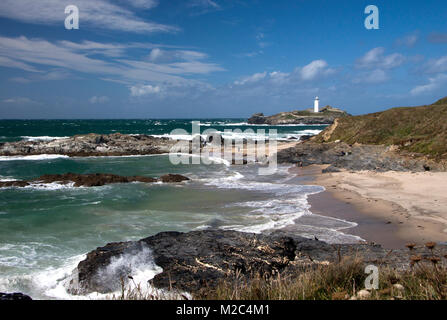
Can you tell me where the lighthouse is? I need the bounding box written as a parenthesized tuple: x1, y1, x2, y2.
(314, 96, 320, 113)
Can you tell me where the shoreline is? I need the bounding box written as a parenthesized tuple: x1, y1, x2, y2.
(293, 165, 447, 249)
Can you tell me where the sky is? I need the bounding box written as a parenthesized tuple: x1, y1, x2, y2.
(0, 0, 446, 119)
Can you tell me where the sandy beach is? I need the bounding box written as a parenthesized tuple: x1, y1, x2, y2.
(292, 165, 447, 249)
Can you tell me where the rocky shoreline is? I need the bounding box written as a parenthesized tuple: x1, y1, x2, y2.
(67, 229, 447, 297)
(277, 140, 445, 172)
(0, 133, 178, 157)
(0, 173, 189, 188)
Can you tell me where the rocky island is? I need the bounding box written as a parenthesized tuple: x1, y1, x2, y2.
(248, 105, 349, 125)
(0, 133, 178, 157)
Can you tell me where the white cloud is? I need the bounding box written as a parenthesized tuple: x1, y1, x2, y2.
(234, 72, 267, 85)
(89, 96, 109, 104)
(189, 0, 220, 9)
(356, 47, 405, 69)
(121, 0, 159, 9)
(410, 74, 447, 96)
(0, 56, 41, 73)
(0, 36, 223, 87)
(0, 0, 178, 34)
(423, 56, 447, 74)
(2, 97, 39, 105)
(396, 33, 419, 47)
(299, 60, 334, 81)
(269, 71, 289, 83)
(188, 0, 221, 15)
(148, 48, 208, 62)
(130, 85, 161, 96)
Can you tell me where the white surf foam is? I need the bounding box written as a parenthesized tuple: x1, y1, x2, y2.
(0, 154, 69, 161)
(21, 136, 70, 142)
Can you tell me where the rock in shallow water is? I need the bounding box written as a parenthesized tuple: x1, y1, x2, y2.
(0, 292, 32, 300)
(0, 173, 189, 188)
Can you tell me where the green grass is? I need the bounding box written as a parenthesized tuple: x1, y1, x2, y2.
(314, 97, 447, 158)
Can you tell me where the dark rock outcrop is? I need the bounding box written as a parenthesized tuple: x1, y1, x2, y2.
(247, 113, 267, 124)
(0, 133, 178, 157)
(0, 173, 189, 188)
(277, 141, 444, 172)
(159, 174, 190, 183)
(0, 292, 32, 300)
(68, 229, 445, 296)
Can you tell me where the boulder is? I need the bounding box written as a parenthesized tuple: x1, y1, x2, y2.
(0, 292, 32, 300)
(159, 174, 190, 183)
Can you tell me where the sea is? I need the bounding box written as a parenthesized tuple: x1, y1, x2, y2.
(0, 119, 362, 299)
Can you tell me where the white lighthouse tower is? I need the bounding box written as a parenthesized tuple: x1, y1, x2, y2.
(314, 96, 320, 113)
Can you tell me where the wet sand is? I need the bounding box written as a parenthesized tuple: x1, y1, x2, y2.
(290, 165, 447, 249)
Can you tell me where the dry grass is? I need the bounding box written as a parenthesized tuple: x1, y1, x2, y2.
(195, 250, 447, 300)
(109, 244, 447, 300)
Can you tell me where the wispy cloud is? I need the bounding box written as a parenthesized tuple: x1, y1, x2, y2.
(147, 48, 208, 63)
(395, 32, 419, 47)
(89, 95, 109, 104)
(234, 72, 267, 85)
(188, 0, 222, 15)
(0, 36, 223, 87)
(0, 0, 178, 34)
(411, 74, 447, 95)
(2, 97, 40, 105)
(422, 55, 447, 74)
(120, 0, 159, 9)
(356, 47, 405, 69)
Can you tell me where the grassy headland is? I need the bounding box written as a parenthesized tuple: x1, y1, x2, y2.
(314, 97, 447, 159)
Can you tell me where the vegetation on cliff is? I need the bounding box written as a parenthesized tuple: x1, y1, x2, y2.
(314, 97, 447, 159)
(248, 106, 349, 125)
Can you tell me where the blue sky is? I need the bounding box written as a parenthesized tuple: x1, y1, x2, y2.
(0, 0, 446, 119)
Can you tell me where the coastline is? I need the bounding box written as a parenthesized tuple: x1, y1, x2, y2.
(293, 165, 447, 249)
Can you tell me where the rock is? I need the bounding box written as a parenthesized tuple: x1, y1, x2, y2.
(159, 174, 190, 183)
(277, 141, 442, 172)
(0, 133, 177, 157)
(356, 289, 371, 300)
(67, 229, 447, 296)
(69, 230, 298, 295)
(0, 292, 32, 300)
(247, 113, 267, 124)
(0, 173, 189, 188)
(299, 135, 312, 142)
(393, 283, 404, 292)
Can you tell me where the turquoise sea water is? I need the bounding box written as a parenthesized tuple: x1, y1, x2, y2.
(0, 119, 360, 299)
